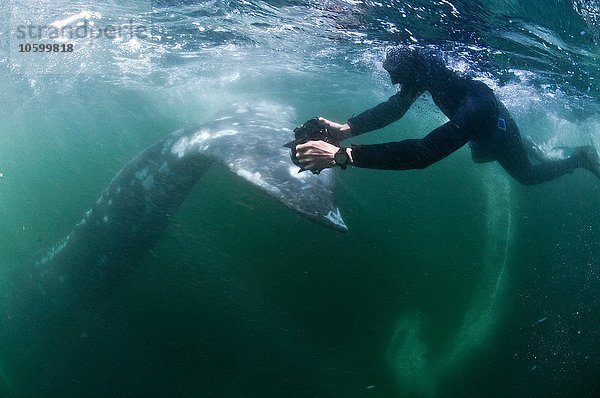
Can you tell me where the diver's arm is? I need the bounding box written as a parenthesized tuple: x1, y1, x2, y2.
(297, 120, 472, 172)
(350, 120, 471, 170)
(345, 85, 422, 136)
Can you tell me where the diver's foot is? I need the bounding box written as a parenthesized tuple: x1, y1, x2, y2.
(576, 145, 600, 179)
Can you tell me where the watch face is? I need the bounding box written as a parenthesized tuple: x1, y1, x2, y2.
(334, 149, 348, 166)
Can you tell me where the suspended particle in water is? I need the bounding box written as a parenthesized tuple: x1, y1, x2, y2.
(0, 172, 3, 178)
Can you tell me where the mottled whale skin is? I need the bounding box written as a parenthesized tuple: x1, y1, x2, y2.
(0, 102, 346, 394)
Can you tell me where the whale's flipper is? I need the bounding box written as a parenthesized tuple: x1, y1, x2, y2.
(171, 102, 347, 232)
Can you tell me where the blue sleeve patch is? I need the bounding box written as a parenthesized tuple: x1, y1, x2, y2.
(498, 117, 507, 130)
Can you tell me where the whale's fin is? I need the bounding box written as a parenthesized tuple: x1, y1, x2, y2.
(170, 102, 348, 232)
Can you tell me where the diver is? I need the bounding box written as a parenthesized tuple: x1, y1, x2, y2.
(295, 46, 600, 185)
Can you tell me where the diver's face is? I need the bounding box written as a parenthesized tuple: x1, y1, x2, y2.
(386, 57, 414, 86)
(389, 68, 412, 86)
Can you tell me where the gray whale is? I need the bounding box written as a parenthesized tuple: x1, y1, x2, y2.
(0, 101, 346, 394)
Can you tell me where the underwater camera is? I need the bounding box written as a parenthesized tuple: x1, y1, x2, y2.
(284, 118, 337, 174)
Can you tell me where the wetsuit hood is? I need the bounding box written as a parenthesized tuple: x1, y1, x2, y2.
(383, 46, 425, 85)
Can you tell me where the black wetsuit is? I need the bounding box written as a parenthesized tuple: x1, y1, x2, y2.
(347, 57, 585, 185)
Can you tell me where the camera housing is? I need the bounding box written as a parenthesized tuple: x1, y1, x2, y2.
(284, 118, 336, 174)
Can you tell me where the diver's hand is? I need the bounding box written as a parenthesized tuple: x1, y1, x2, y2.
(296, 140, 337, 171)
(296, 140, 353, 172)
(318, 117, 352, 141)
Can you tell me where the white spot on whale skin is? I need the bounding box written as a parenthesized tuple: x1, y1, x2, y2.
(190, 129, 237, 145)
(142, 174, 155, 190)
(37, 235, 71, 266)
(212, 129, 238, 138)
(172, 129, 238, 157)
(289, 166, 308, 180)
(103, 215, 109, 223)
(77, 208, 93, 226)
(171, 136, 190, 158)
(107, 199, 113, 206)
(136, 166, 149, 180)
(237, 169, 264, 186)
(236, 169, 282, 196)
(161, 138, 174, 155)
(159, 162, 171, 174)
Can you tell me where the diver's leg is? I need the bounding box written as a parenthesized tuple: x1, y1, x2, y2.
(520, 135, 547, 162)
(497, 136, 600, 185)
(491, 105, 600, 184)
(575, 145, 600, 178)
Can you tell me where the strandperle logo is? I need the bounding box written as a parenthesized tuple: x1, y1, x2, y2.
(14, 12, 149, 42)
(8, 7, 152, 74)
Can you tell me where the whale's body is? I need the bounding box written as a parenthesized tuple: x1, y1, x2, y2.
(0, 102, 346, 394)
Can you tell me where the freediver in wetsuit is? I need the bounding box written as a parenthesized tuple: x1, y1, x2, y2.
(296, 46, 600, 185)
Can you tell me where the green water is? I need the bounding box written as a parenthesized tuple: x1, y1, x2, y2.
(1, 0, 600, 396)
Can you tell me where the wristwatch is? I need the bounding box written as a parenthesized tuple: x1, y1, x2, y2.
(334, 147, 350, 170)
